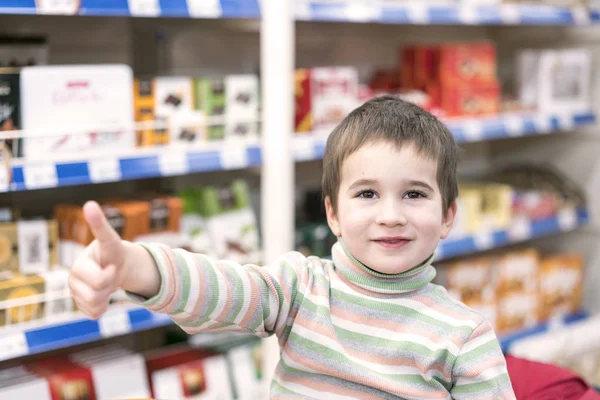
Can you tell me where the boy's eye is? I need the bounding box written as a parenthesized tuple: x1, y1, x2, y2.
(357, 190, 377, 199)
(404, 190, 426, 199)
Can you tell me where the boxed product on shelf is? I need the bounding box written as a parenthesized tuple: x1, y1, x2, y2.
(294, 68, 312, 133)
(179, 189, 217, 257)
(538, 253, 584, 321)
(517, 48, 591, 114)
(224, 74, 259, 140)
(0, 268, 74, 327)
(195, 77, 226, 141)
(400, 42, 500, 118)
(133, 77, 169, 147)
(133, 195, 185, 245)
(0, 36, 48, 68)
(68, 348, 151, 399)
(494, 248, 539, 296)
(0, 273, 45, 326)
(496, 291, 539, 334)
(20, 64, 136, 159)
(0, 218, 58, 275)
(226, 342, 266, 400)
(195, 75, 259, 141)
(192, 180, 260, 264)
(0, 369, 51, 399)
(0, 69, 21, 157)
(145, 346, 233, 400)
(310, 67, 359, 132)
(511, 189, 562, 221)
(27, 357, 98, 400)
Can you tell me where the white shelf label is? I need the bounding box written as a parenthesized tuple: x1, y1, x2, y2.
(558, 207, 577, 231)
(406, 2, 429, 23)
(474, 231, 494, 250)
(505, 116, 524, 137)
(0, 332, 28, 361)
(463, 121, 483, 142)
(159, 152, 189, 176)
(294, 0, 311, 19)
(458, 5, 477, 24)
(508, 217, 532, 241)
(99, 310, 132, 338)
(500, 4, 521, 24)
(36, 0, 79, 14)
(187, 0, 222, 18)
(24, 163, 58, 190)
(128, 0, 160, 16)
(293, 137, 317, 161)
(571, 7, 590, 25)
(346, 1, 380, 22)
(221, 147, 249, 170)
(534, 115, 552, 133)
(89, 158, 121, 183)
(556, 113, 574, 131)
(0, 164, 9, 192)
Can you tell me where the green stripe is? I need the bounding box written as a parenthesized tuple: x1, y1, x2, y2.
(451, 373, 511, 395)
(198, 254, 221, 317)
(174, 252, 191, 313)
(225, 261, 245, 323)
(456, 338, 500, 365)
(271, 379, 304, 396)
(331, 288, 473, 336)
(332, 324, 457, 366)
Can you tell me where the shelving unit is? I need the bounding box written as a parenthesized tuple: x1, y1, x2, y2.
(0, 0, 599, 396)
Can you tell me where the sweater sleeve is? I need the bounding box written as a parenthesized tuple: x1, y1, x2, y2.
(128, 243, 314, 341)
(450, 320, 516, 400)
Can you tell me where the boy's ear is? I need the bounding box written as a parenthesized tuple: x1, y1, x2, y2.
(440, 201, 457, 240)
(324, 196, 341, 237)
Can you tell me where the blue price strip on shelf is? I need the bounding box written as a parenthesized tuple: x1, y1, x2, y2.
(0, 308, 173, 361)
(0, 0, 261, 18)
(434, 208, 589, 261)
(298, 2, 594, 25)
(7, 145, 261, 192)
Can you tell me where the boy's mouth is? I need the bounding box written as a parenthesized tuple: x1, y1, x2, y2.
(372, 237, 411, 249)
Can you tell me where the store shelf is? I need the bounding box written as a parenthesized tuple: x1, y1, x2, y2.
(295, 2, 597, 25)
(0, 0, 261, 18)
(498, 311, 588, 354)
(293, 110, 597, 162)
(5, 143, 261, 192)
(434, 207, 589, 261)
(0, 307, 172, 362)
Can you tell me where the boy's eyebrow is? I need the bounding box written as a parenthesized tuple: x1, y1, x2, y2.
(348, 179, 377, 191)
(408, 180, 434, 192)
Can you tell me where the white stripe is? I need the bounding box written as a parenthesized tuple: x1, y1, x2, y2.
(331, 315, 461, 356)
(470, 365, 508, 382)
(459, 329, 497, 355)
(280, 348, 323, 375)
(292, 324, 446, 379)
(331, 279, 478, 329)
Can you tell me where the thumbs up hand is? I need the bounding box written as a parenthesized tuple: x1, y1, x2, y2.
(69, 201, 129, 319)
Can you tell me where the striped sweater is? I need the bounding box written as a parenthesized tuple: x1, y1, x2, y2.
(132, 240, 516, 399)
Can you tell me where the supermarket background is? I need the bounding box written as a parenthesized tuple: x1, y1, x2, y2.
(2, 0, 600, 398)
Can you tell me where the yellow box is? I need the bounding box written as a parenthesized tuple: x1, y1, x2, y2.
(0, 273, 45, 326)
(538, 254, 583, 321)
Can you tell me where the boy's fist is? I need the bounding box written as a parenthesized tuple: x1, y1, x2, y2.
(68, 201, 128, 319)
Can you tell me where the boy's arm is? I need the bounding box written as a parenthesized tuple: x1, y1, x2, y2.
(127, 243, 312, 339)
(450, 320, 516, 400)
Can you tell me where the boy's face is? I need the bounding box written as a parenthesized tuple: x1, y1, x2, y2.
(325, 141, 456, 274)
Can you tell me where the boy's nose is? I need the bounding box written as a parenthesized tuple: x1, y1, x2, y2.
(375, 200, 408, 227)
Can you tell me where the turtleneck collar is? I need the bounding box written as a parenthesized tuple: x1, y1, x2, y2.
(331, 238, 436, 295)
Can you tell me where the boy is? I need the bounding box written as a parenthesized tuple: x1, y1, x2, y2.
(69, 96, 516, 399)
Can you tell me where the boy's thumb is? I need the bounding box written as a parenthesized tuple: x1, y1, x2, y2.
(83, 201, 121, 245)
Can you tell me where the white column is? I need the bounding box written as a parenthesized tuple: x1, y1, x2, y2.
(260, 0, 295, 396)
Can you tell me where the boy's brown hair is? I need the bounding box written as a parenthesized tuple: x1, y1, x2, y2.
(322, 95, 459, 213)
